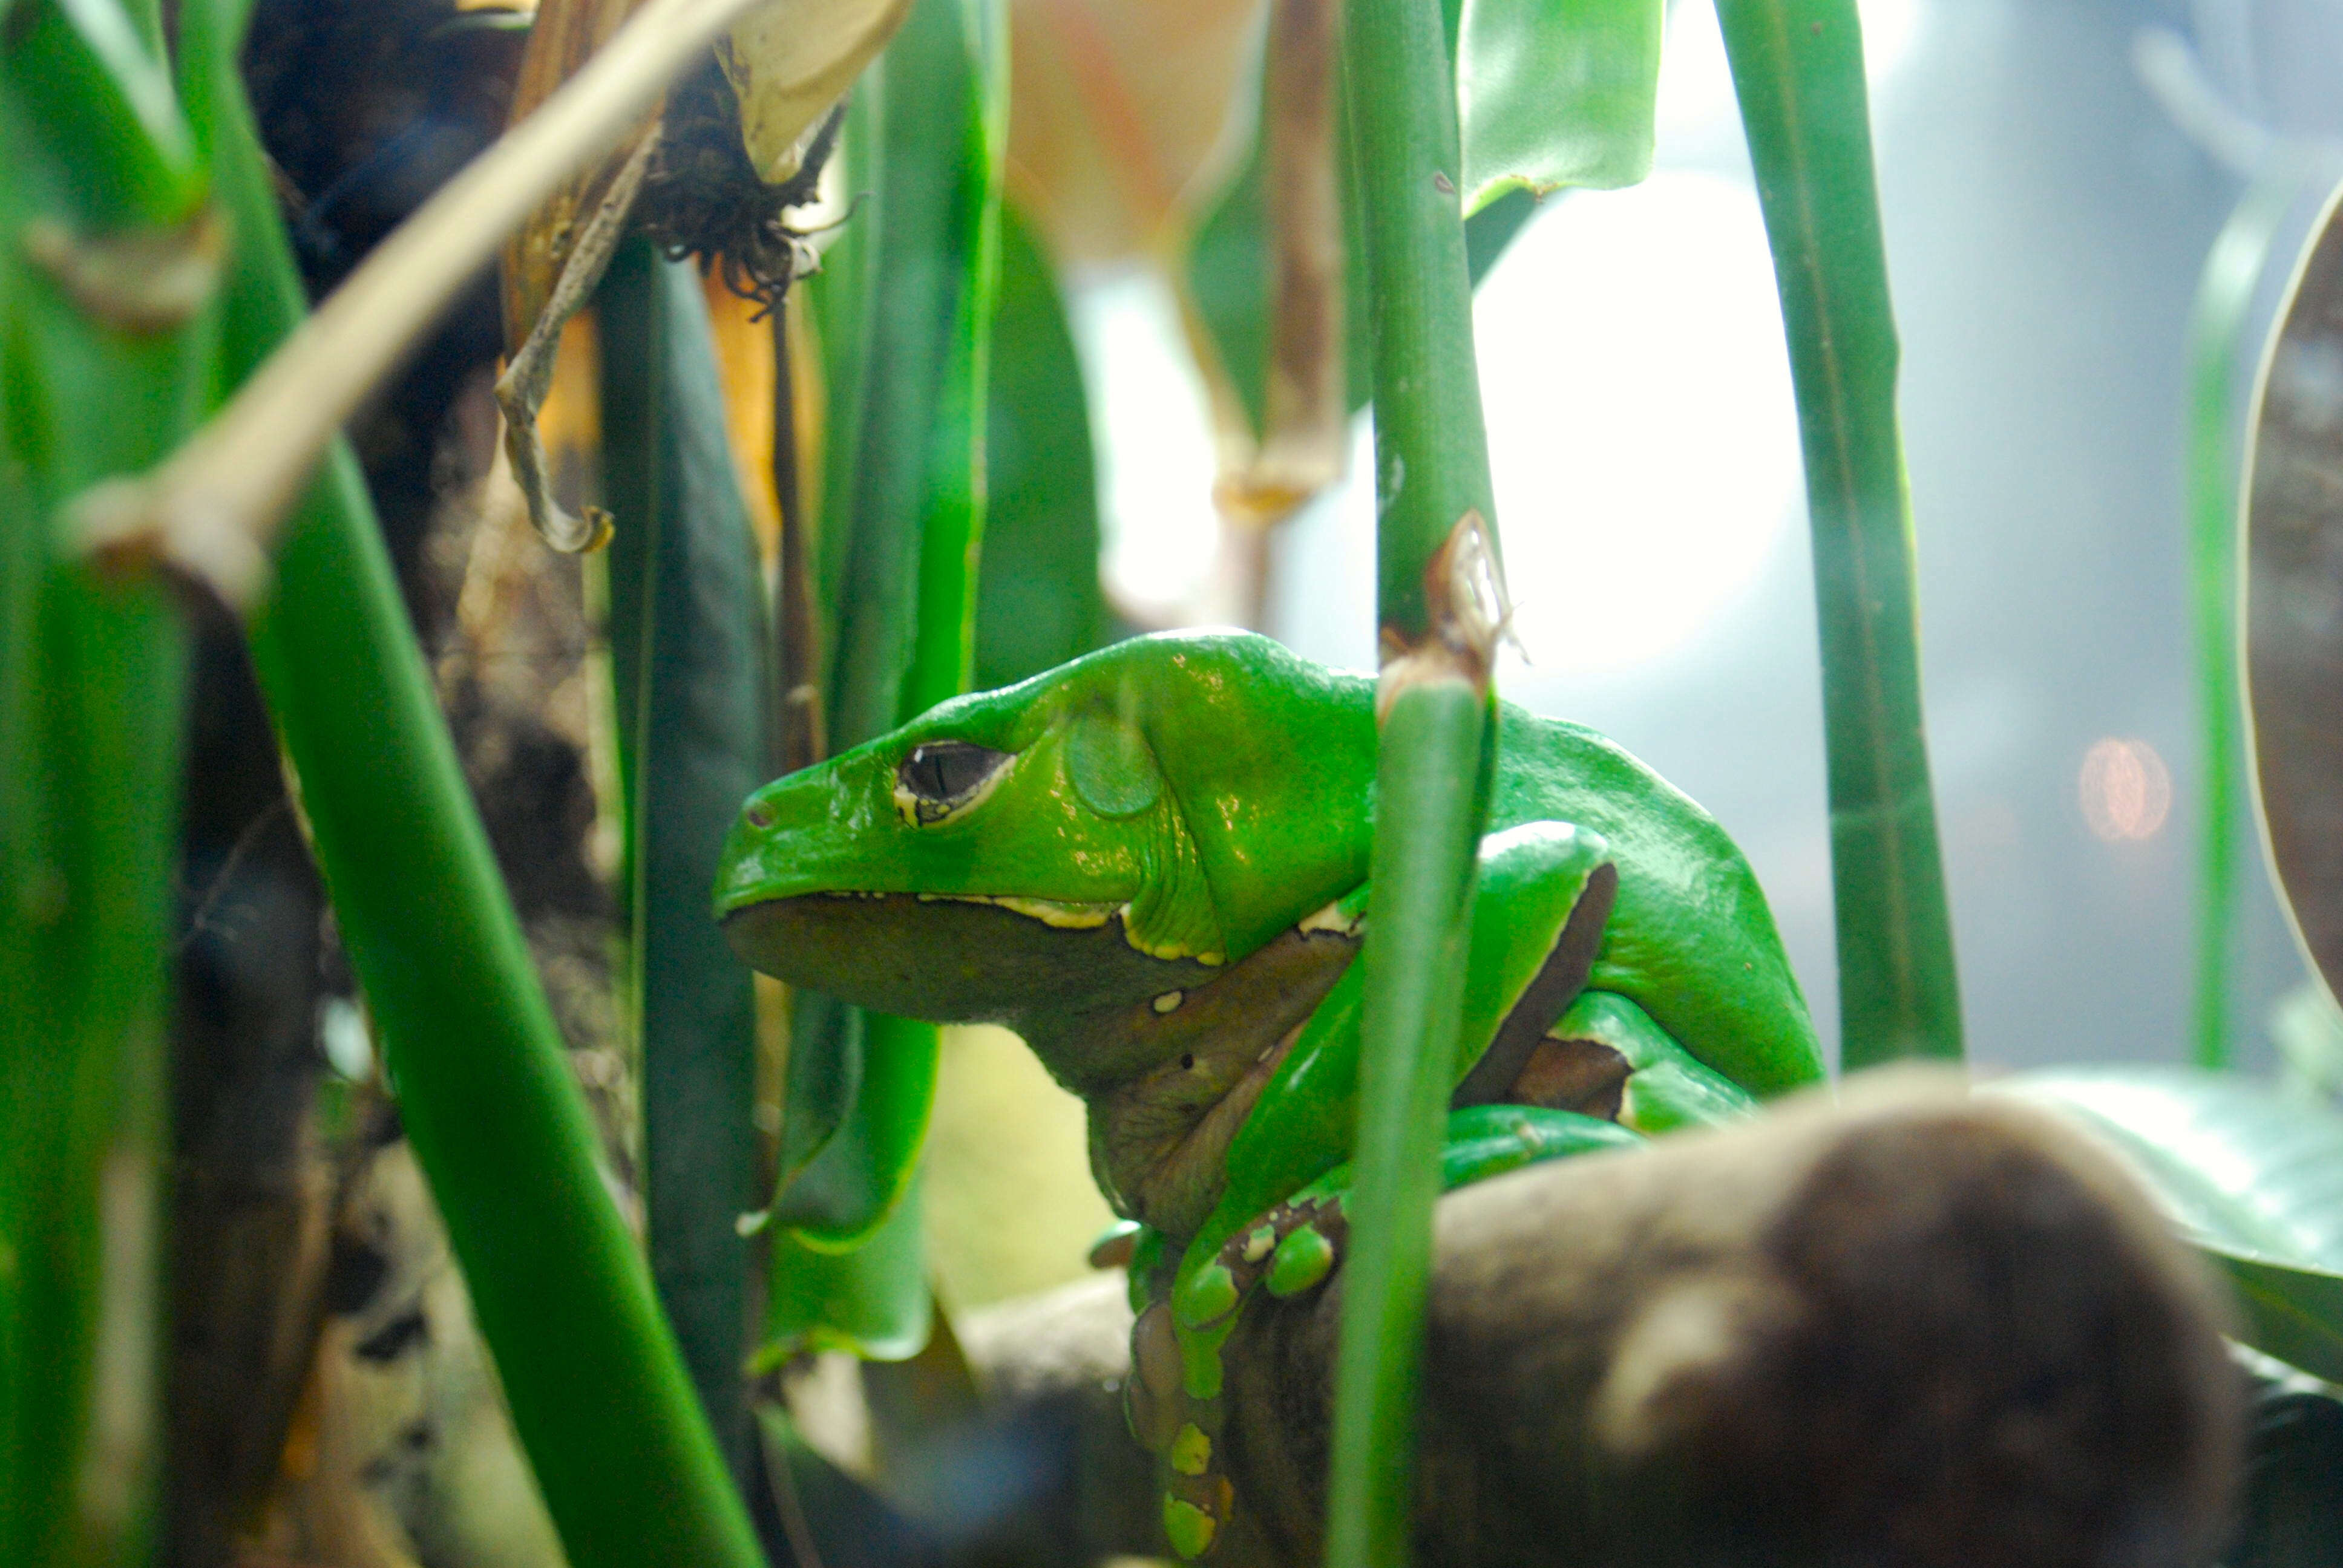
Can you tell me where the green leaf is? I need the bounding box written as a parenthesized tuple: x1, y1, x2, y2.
(768, 0, 1001, 1312)
(0, 0, 202, 226)
(2000, 1067, 2343, 1384)
(759, 1174, 933, 1363)
(1457, 0, 1662, 213)
(826, 0, 992, 751)
(803, 83, 878, 670)
(773, 1010, 939, 1246)
(2230, 1381, 2343, 1568)
(597, 238, 767, 1474)
(974, 201, 1103, 690)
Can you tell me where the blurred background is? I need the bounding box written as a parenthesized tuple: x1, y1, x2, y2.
(1075, 0, 2327, 1078)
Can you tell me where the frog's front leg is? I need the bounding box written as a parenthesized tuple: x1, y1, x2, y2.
(1130, 823, 1624, 1558)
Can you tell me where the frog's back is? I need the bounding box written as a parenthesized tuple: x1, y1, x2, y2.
(1491, 705, 1823, 1096)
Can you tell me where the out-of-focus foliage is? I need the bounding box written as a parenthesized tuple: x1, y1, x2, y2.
(2006, 1067, 2343, 1385)
(761, 0, 1005, 1361)
(1, 0, 210, 1555)
(974, 202, 1103, 690)
(1455, 0, 1662, 211)
(598, 235, 770, 1468)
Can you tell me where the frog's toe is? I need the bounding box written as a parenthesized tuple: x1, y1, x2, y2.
(1172, 1257, 1240, 1330)
(1264, 1221, 1337, 1298)
(1163, 1470, 1234, 1559)
(1195, 1188, 1351, 1318)
(1126, 1300, 1185, 1454)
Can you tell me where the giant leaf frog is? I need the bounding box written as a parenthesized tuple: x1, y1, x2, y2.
(716, 629, 1823, 1558)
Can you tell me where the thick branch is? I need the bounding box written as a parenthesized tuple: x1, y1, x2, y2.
(952, 1078, 2242, 1568)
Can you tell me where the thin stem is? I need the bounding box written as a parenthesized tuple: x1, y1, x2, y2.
(1330, 0, 1499, 1562)
(1715, 0, 1961, 1068)
(70, 0, 785, 604)
(1349, 10, 1496, 646)
(2186, 172, 2300, 1070)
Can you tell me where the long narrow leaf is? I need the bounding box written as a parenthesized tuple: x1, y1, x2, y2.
(765, 0, 1002, 1354)
(973, 201, 1103, 690)
(183, 7, 764, 1562)
(1715, 0, 1960, 1067)
(598, 237, 768, 1474)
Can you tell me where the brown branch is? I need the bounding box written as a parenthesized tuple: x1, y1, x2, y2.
(947, 1077, 2242, 1568)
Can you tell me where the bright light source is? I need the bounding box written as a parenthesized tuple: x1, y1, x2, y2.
(1063, 265, 1222, 621)
(1859, 0, 1924, 86)
(1473, 171, 1799, 675)
(2078, 738, 2172, 842)
(1657, 0, 1923, 143)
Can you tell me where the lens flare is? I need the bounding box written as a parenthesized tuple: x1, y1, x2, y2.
(2078, 738, 2172, 842)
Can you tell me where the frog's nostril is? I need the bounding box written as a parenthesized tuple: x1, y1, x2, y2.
(746, 803, 774, 828)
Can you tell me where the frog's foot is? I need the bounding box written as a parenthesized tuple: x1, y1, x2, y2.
(1132, 1192, 1351, 1558)
(1125, 1295, 1239, 1557)
(1134, 1107, 1638, 1558)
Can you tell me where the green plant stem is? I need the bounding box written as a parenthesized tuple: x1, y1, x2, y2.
(190, 15, 764, 1565)
(598, 238, 768, 1475)
(1331, 685, 1489, 1568)
(0, 2, 211, 1555)
(1348, 39, 1495, 635)
(1332, 0, 1499, 1562)
(2186, 172, 2300, 1070)
(1715, 0, 1959, 1068)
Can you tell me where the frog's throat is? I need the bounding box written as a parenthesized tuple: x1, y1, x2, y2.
(723, 892, 1224, 1031)
(1078, 920, 1358, 1243)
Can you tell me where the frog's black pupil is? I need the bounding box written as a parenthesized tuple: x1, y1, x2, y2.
(901, 742, 1008, 805)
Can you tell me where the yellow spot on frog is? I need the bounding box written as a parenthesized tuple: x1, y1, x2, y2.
(1164, 1496, 1216, 1559)
(1170, 1422, 1211, 1476)
(1153, 990, 1184, 1014)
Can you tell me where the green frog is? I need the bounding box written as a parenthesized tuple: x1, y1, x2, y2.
(715, 629, 1822, 1558)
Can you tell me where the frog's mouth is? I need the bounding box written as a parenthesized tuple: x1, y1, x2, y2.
(723, 891, 1219, 1030)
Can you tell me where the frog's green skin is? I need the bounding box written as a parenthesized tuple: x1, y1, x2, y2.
(715, 629, 1822, 1558)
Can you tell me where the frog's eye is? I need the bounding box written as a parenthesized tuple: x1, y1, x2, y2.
(896, 742, 1014, 825)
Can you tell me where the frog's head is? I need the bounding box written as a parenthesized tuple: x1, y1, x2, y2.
(716, 630, 1377, 1033)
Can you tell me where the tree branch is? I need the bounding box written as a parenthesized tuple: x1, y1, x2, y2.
(950, 1077, 2242, 1568)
